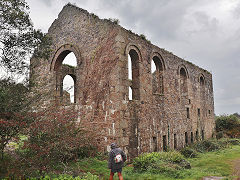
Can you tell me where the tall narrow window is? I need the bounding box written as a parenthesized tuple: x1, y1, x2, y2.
(200, 76, 204, 86)
(128, 54, 132, 80)
(128, 87, 133, 100)
(198, 108, 200, 117)
(180, 67, 188, 94)
(153, 137, 157, 152)
(163, 135, 167, 151)
(152, 56, 164, 94)
(191, 132, 193, 143)
(196, 130, 199, 141)
(201, 130, 204, 140)
(128, 49, 140, 100)
(199, 75, 205, 99)
(187, 107, 190, 118)
(174, 134, 177, 149)
(185, 132, 188, 145)
(63, 75, 75, 103)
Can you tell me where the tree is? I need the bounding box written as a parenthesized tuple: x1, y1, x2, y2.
(0, 0, 51, 160)
(215, 114, 240, 138)
(0, 0, 51, 77)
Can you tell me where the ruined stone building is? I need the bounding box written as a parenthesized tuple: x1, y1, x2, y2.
(30, 4, 215, 159)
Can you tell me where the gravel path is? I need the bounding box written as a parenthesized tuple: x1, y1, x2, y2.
(232, 159, 240, 179)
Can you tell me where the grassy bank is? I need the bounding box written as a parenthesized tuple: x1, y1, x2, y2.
(74, 145, 240, 179)
(1, 140, 240, 179)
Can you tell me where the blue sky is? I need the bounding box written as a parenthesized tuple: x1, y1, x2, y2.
(26, 0, 240, 115)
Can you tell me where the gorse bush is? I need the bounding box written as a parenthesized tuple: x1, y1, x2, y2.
(133, 151, 191, 178)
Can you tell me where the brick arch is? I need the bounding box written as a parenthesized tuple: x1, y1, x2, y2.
(150, 52, 166, 71)
(178, 65, 189, 79)
(198, 73, 205, 86)
(50, 44, 82, 71)
(178, 65, 189, 95)
(124, 43, 142, 61)
(151, 52, 166, 94)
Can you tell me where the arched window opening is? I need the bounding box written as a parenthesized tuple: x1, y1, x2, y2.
(62, 52, 77, 67)
(62, 75, 75, 103)
(180, 67, 188, 94)
(152, 56, 164, 94)
(128, 49, 140, 100)
(199, 75, 205, 99)
(200, 76, 204, 86)
(54, 50, 78, 104)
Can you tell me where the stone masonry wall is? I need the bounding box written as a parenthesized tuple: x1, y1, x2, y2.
(30, 4, 215, 160)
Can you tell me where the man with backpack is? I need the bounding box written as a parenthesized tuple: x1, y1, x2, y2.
(108, 143, 127, 180)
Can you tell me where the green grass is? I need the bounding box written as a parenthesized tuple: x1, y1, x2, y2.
(2, 143, 240, 179)
(186, 145, 240, 179)
(71, 145, 240, 180)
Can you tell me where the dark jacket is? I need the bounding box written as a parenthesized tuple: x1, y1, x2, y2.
(108, 147, 126, 170)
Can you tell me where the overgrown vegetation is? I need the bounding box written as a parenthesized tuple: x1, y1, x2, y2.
(0, 107, 101, 178)
(180, 138, 240, 158)
(0, 79, 30, 160)
(215, 114, 240, 138)
(133, 151, 190, 178)
(126, 139, 240, 179)
(108, 18, 120, 25)
(139, 34, 151, 43)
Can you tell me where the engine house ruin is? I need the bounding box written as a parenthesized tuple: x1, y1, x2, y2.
(30, 4, 215, 159)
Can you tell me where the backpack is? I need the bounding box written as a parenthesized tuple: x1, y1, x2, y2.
(112, 150, 123, 163)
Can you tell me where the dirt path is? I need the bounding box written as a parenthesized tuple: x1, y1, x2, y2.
(232, 159, 240, 179)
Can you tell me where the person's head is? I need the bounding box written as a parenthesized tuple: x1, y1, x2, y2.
(110, 143, 117, 149)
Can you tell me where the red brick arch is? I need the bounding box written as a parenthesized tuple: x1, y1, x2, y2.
(50, 44, 82, 71)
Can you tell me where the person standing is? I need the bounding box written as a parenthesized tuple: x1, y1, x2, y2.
(108, 143, 126, 180)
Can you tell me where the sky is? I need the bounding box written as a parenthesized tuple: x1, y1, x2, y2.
(25, 0, 240, 115)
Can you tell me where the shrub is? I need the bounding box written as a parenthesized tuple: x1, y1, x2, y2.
(180, 147, 199, 158)
(17, 106, 101, 176)
(133, 151, 190, 174)
(227, 138, 240, 145)
(193, 139, 221, 152)
(215, 114, 240, 138)
(216, 131, 224, 139)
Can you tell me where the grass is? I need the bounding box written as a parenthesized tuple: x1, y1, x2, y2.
(1, 141, 240, 179)
(70, 145, 240, 180)
(187, 146, 240, 179)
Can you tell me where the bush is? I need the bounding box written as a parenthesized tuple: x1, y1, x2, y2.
(215, 114, 240, 138)
(180, 147, 199, 158)
(193, 139, 222, 152)
(17, 107, 101, 176)
(189, 138, 240, 153)
(133, 151, 191, 175)
(216, 131, 224, 139)
(227, 138, 240, 145)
